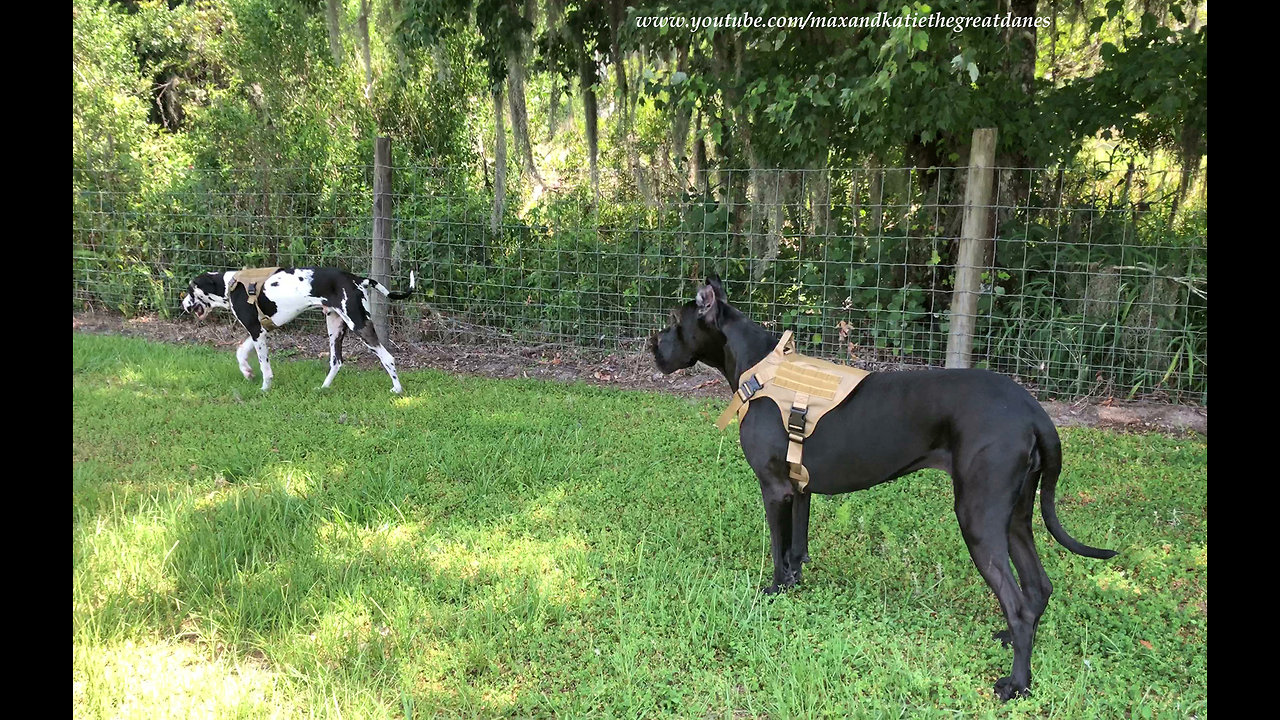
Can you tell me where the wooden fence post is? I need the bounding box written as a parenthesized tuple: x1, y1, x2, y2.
(372, 137, 392, 343)
(945, 128, 998, 369)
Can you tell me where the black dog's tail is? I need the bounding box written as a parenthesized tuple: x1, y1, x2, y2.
(1035, 418, 1119, 559)
(360, 270, 416, 301)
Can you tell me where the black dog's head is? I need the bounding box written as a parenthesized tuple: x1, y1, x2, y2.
(650, 275, 729, 374)
(181, 271, 230, 320)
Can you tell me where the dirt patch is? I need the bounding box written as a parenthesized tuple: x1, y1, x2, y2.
(1042, 400, 1206, 436)
(73, 310, 1205, 436)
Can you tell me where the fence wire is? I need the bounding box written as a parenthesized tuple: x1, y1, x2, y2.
(73, 162, 1207, 404)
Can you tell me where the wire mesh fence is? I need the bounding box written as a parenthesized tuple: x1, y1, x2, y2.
(73, 160, 1207, 404)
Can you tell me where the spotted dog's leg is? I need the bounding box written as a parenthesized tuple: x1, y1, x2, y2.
(236, 337, 255, 379)
(356, 324, 403, 394)
(339, 286, 403, 394)
(253, 332, 273, 391)
(320, 308, 346, 388)
(228, 288, 270, 389)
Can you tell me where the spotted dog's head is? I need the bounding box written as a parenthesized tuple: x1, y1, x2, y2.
(650, 275, 729, 374)
(181, 271, 229, 320)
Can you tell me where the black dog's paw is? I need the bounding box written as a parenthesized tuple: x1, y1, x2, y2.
(801, 553, 811, 564)
(761, 579, 799, 596)
(994, 676, 1030, 702)
(992, 630, 1013, 648)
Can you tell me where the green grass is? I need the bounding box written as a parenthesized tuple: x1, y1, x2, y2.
(72, 333, 1207, 719)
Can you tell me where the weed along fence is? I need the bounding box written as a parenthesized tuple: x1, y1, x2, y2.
(73, 132, 1207, 404)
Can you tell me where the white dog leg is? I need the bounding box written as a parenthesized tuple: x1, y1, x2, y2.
(236, 337, 255, 379)
(254, 333, 273, 391)
(321, 311, 345, 388)
(359, 339, 403, 394)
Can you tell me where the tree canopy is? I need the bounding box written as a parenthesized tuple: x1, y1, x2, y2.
(74, 0, 1207, 205)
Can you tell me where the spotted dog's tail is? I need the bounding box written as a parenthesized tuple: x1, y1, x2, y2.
(359, 270, 416, 301)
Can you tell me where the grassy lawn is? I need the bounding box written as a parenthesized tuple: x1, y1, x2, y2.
(72, 333, 1207, 719)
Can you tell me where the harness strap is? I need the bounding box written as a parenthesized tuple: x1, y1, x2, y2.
(715, 330, 794, 431)
(715, 395, 745, 430)
(228, 267, 281, 330)
(786, 392, 811, 488)
(715, 329, 869, 494)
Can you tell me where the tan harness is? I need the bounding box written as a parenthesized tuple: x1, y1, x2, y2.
(227, 267, 281, 329)
(716, 331, 870, 492)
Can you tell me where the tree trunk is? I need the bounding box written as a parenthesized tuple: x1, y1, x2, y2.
(507, 56, 546, 192)
(607, 0, 627, 101)
(325, 0, 343, 65)
(580, 57, 599, 201)
(548, 85, 561, 140)
(869, 161, 885, 236)
(357, 0, 373, 100)
(711, 33, 748, 235)
(997, 0, 1038, 226)
(752, 169, 783, 282)
(849, 167, 862, 236)
(546, 0, 566, 140)
(491, 83, 507, 234)
(690, 110, 707, 197)
(809, 166, 831, 237)
(669, 44, 691, 184)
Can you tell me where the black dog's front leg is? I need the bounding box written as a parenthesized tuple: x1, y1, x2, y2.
(789, 491, 811, 581)
(760, 478, 797, 595)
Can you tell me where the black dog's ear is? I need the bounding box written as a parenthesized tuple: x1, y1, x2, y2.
(704, 274, 727, 302)
(695, 284, 720, 323)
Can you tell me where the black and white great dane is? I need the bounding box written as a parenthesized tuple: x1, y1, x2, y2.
(181, 267, 415, 393)
(650, 276, 1117, 701)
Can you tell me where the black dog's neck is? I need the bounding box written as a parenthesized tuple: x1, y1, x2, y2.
(713, 308, 781, 392)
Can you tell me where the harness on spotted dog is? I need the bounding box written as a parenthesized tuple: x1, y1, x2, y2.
(716, 331, 871, 492)
(227, 267, 282, 329)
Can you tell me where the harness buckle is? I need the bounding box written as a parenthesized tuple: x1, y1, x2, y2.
(787, 406, 808, 436)
(739, 375, 763, 401)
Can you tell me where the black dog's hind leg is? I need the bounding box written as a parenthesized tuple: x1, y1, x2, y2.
(998, 467, 1053, 649)
(954, 449, 1039, 702)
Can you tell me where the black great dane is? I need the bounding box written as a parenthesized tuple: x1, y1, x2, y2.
(650, 276, 1117, 702)
(182, 267, 414, 393)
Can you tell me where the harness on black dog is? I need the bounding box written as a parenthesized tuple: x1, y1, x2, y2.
(227, 267, 281, 329)
(716, 331, 870, 492)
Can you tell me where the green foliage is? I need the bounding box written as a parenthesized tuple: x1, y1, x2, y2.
(625, 0, 1205, 172)
(73, 0, 1207, 401)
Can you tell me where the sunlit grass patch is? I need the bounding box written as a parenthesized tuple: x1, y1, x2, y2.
(73, 640, 285, 720)
(73, 333, 1207, 718)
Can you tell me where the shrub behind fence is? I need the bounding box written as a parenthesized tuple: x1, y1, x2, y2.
(72, 157, 1207, 404)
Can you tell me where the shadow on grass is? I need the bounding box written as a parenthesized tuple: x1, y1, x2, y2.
(74, 334, 1208, 717)
(158, 464, 610, 715)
